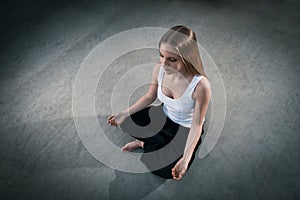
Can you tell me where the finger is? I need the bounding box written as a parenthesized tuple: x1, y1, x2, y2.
(177, 175, 183, 181)
(171, 170, 175, 177)
(108, 115, 114, 120)
(175, 172, 183, 180)
(172, 174, 176, 179)
(172, 166, 178, 175)
(171, 167, 176, 174)
(179, 172, 185, 177)
(173, 171, 178, 178)
(121, 147, 128, 152)
(109, 120, 117, 126)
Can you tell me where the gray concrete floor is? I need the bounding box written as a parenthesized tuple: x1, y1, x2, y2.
(0, 0, 299, 199)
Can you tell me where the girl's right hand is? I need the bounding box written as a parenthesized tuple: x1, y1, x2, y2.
(107, 112, 127, 127)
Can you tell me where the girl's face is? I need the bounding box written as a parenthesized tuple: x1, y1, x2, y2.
(159, 43, 186, 75)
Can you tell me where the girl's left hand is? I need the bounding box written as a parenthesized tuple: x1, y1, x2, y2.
(172, 157, 189, 181)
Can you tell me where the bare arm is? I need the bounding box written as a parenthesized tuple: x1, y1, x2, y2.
(172, 76, 211, 180)
(108, 64, 160, 126)
(183, 77, 211, 162)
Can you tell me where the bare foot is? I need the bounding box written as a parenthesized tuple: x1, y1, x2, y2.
(121, 140, 144, 152)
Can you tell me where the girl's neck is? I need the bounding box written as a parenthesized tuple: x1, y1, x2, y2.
(166, 69, 193, 83)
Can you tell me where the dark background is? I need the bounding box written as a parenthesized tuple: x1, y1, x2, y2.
(0, 0, 299, 199)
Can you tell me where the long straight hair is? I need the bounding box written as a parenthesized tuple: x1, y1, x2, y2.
(159, 25, 207, 77)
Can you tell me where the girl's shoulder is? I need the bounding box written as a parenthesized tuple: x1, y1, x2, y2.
(150, 64, 162, 84)
(192, 76, 211, 100)
(153, 63, 162, 79)
(153, 63, 161, 74)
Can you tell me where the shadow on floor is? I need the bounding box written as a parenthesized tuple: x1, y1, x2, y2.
(109, 170, 166, 200)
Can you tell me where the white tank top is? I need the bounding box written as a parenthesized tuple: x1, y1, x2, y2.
(157, 65, 205, 128)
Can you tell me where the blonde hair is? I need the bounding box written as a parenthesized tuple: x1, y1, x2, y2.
(159, 25, 207, 77)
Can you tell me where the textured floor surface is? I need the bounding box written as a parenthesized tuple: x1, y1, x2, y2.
(0, 0, 299, 199)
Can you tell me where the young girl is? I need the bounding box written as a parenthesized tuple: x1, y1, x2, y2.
(108, 25, 211, 181)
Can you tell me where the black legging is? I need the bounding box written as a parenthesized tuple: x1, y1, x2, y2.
(120, 104, 204, 179)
